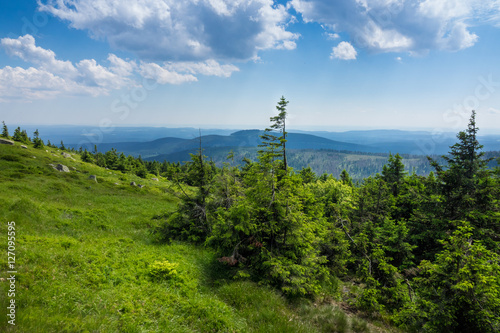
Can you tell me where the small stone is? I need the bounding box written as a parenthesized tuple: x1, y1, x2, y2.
(130, 181, 136, 186)
(138, 184, 145, 188)
(61, 152, 72, 158)
(152, 178, 159, 181)
(21, 145, 28, 149)
(88, 175, 98, 183)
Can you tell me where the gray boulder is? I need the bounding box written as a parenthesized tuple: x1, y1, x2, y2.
(61, 152, 72, 158)
(130, 181, 136, 186)
(0, 138, 14, 145)
(88, 175, 98, 183)
(55, 164, 70, 172)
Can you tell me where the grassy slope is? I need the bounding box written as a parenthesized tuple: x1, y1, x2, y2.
(0, 142, 396, 333)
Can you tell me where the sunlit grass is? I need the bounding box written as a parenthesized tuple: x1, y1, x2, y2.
(0, 142, 393, 332)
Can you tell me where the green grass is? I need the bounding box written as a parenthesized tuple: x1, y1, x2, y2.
(0, 142, 397, 332)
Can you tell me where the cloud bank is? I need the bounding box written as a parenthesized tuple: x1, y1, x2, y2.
(3, 0, 500, 100)
(37, 0, 299, 61)
(0, 35, 242, 100)
(290, 0, 500, 54)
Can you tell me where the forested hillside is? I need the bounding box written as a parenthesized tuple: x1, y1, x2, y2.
(1, 101, 499, 332)
(151, 101, 500, 332)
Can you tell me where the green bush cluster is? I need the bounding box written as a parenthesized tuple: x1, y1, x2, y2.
(157, 106, 500, 332)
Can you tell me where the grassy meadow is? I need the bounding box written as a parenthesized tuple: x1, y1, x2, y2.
(0, 141, 396, 332)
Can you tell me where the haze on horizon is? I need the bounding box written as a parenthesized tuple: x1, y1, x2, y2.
(1, 1, 500, 133)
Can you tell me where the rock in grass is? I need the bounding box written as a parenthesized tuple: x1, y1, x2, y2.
(130, 181, 136, 186)
(61, 152, 72, 158)
(0, 138, 14, 145)
(55, 164, 70, 172)
(88, 175, 98, 183)
(152, 178, 159, 181)
(138, 184, 145, 188)
(21, 145, 28, 149)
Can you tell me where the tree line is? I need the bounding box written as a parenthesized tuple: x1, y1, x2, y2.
(154, 101, 500, 332)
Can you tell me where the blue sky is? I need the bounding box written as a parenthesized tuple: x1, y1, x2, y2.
(1, 0, 500, 133)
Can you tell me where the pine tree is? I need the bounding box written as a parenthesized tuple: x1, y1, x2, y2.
(33, 129, 44, 149)
(340, 169, 353, 186)
(428, 110, 498, 250)
(382, 153, 406, 196)
(12, 127, 22, 142)
(259, 96, 289, 172)
(1, 121, 9, 138)
(21, 130, 30, 143)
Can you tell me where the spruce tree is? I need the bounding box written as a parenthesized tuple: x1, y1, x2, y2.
(12, 127, 22, 142)
(1, 121, 9, 138)
(428, 110, 498, 250)
(382, 153, 406, 196)
(33, 129, 44, 148)
(340, 169, 353, 186)
(259, 96, 289, 172)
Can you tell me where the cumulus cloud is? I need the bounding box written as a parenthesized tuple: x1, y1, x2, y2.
(0, 34, 242, 100)
(139, 63, 198, 85)
(0, 35, 134, 100)
(291, 0, 500, 54)
(330, 41, 357, 60)
(37, 0, 300, 61)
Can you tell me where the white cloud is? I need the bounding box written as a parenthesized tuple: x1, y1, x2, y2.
(165, 59, 239, 78)
(0, 35, 137, 100)
(0, 35, 243, 100)
(331, 41, 357, 60)
(0, 66, 112, 100)
(0, 35, 134, 100)
(1, 34, 77, 78)
(326, 32, 340, 40)
(38, 0, 300, 61)
(139, 63, 197, 85)
(291, 0, 500, 54)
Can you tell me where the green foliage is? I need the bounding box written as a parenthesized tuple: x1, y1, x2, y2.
(259, 96, 289, 171)
(299, 166, 316, 184)
(148, 260, 180, 281)
(340, 169, 353, 186)
(0, 130, 389, 333)
(33, 128, 44, 149)
(4, 106, 498, 332)
(1, 121, 9, 138)
(382, 153, 406, 195)
(428, 111, 499, 252)
(414, 222, 500, 332)
(12, 126, 30, 143)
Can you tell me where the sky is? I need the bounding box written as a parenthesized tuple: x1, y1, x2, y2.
(1, 0, 500, 133)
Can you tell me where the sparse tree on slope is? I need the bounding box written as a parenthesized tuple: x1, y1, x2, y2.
(1, 121, 9, 138)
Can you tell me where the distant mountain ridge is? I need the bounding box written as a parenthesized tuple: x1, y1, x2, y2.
(85, 130, 380, 158)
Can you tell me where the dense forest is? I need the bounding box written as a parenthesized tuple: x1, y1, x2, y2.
(2, 98, 500, 332)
